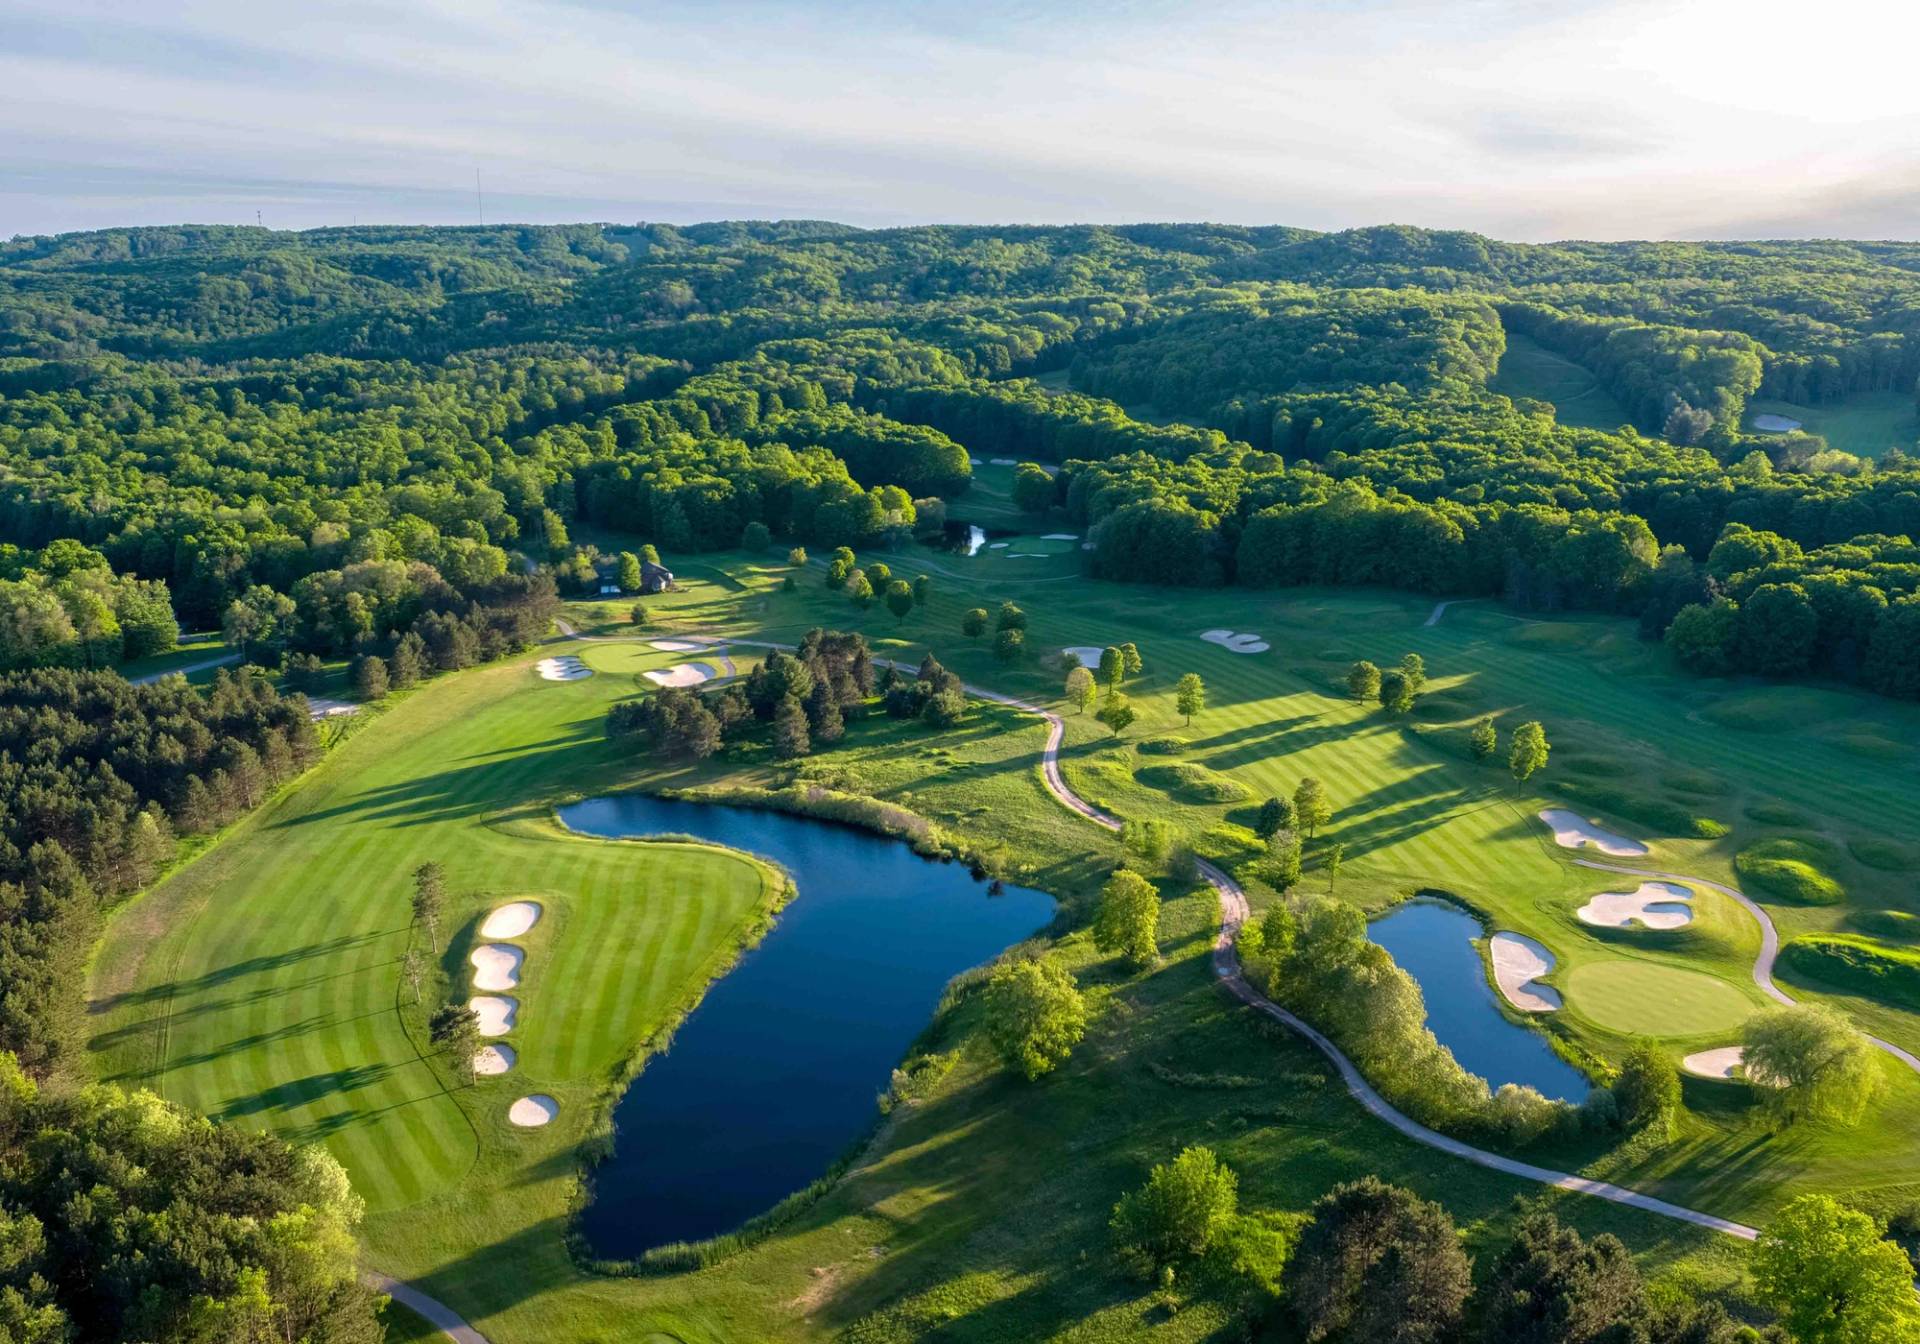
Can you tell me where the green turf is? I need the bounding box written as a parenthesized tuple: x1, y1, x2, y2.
(1562, 961, 1758, 1037)
(1746, 391, 1919, 460)
(84, 552, 1920, 1340)
(1490, 331, 1635, 431)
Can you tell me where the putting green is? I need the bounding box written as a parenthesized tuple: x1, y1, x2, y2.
(1563, 960, 1756, 1037)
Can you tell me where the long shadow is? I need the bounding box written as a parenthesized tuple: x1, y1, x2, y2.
(89, 931, 387, 1012)
(215, 1062, 396, 1120)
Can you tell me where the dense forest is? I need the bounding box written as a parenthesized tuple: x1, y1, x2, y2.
(3, 219, 1917, 701)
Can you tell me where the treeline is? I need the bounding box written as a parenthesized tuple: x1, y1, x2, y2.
(0, 668, 317, 1074)
(0, 1051, 385, 1342)
(0, 539, 177, 670)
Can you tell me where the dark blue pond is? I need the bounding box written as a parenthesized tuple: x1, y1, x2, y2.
(557, 793, 1054, 1256)
(1368, 897, 1587, 1101)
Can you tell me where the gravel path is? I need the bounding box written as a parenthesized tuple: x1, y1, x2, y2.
(1574, 860, 1920, 1077)
(365, 1273, 490, 1344)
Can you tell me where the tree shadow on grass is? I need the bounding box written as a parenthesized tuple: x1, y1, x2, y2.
(215, 1061, 398, 1121)
(88, 931, 388, 1013)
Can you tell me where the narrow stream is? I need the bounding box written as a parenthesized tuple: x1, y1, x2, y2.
(557, 793, 1053, 1256)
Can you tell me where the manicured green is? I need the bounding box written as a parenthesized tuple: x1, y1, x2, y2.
(1746, 391, 1919, 460)
(1562, 961, 1756, 1037)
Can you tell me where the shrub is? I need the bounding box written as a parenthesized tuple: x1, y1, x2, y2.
(1136, 735, 1189, 755)
(1109, 1146, 1238, 1273)
(1737, 838, 1845, 905)
(1782, 935, 1920, 1012)
(983, 957, 1086, 1081)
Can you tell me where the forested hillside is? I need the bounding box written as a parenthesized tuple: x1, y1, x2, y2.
(3, 220, 1919, 696)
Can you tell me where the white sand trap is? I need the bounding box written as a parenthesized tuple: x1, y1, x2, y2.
(469, 944, 525, 992)
(1061, 646, 1107, 667)
(643, 661, 717, 688)
(1538, 808, 1649, 858)
(480, 901, 542, 939)
(989, 542, 1010, 549)
(969, 456, 983, 465)
(1682, 1046, 1779, 1086)
(1199, 629, 1270, 654)
(989, 457, 1019, 466)
(473, 1043, 516, 1076)
(1752, 413, 1802, 433)
(469, 995, 517, 1037)
(508, 1095, 558, 1127)
(304, 696, 361, 721)
(1578, 881, 1694, 930)
(648, 638, 707, 652)
(534, 656, 592, 682)
(1490, 932, 1562, 1013)
(1041, 533, 1079, 541)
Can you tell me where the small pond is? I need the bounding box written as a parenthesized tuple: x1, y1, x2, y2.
(925, 521, 998, 555)
(1367, 897, 1588, 1101)
(558, 793, 1054, 1256)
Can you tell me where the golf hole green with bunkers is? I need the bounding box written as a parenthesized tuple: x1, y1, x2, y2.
(86, 552, 1920, 1342)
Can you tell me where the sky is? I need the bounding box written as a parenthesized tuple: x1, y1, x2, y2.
(4, 0, 1918, 243)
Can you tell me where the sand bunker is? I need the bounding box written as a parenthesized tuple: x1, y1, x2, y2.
(1682, 1046, 1778, 1086)
(1752, 413, 1802, 433)
(473, 1043, 516, 1076)
(1538, 808, 1648, 858)
(535, 656, 592, 682)
(1060, 645, 1107, 667)
(508, 1095, 558, 1127)
(989, 542, 1009, 549)
(989, 457, 1019, 466)
(648, 638, 707, 652)
(1577, 881, 1694, 930)
(469, 995, 517, 1037)
(469, 944, 525, 992)
(1198, 629, 1270, 654)
(304, 696, 361, 720)
(643, 661, 717, 688)
(480, 902, 542, 939)
(1041, 533, 1079, 541)
(1490, 932, 1561, 1013)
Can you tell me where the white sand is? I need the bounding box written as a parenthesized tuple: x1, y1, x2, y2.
(1577, 881, 1694, 930)
(534, 656, 592, 682)
(473, 1043, 516, 1076)
(469, 943, 525, 992)
(989, 542, 1009, 549)
(1538, 808, 1649, 857)
(1041, 533, 1079, 541)
(469, 995, 517, 1037)
(1199, 629, 1270, 654)
(1682, 1046, 1779, 1086)
(989, 457, 1019, 466)
(643, 661, 717, 687)
(1061, 646, 1107, 667)
(1490, 932, 1562, 1012)
(480, 901, 542, 939)
(304, 696, 361, 720)
(1752, 413, 1802, 433)
(648, 639, 707, 652)
(508, 1095, 558, 1127)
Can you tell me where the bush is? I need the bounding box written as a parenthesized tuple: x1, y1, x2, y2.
(1135, 762, 1250, 803)
(740, 520, 772, 550)
(1136, 735, 1189, 755)
(1782, 935, 1920, 1012)
(983, 957, 1086, 1081)
(1737, 839, 1845, 905)
(1109, 1146, 1238, 1273)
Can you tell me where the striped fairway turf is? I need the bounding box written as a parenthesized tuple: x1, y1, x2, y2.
(89, 648, 778, 1216)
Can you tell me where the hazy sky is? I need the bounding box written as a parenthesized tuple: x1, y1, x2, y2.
(5, 0, 1918, 242)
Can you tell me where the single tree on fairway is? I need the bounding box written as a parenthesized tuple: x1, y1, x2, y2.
(1324, 842, 1345, 894)
(1753, 1196, 1920, 1344)
(1097, 645, 1124, 694)
(411, 862, 445, 952)
(629, 602, 649, 628)
(1613, 1043, 1681, 1133)
(1174, 672, 1205, 725)
(884, 579, 914, 621)
(996, 601, 1027, 633)
(616, 551, 643, 593)
(1265, 829, 1303, 888)
(402, 948, 424, 1005)
(1254, 795, 1296, 840)
(962, 607, 989, 638)
(1468, 716, 1497, 762)
(788, 546, 807, 567)
(846, 571, 874, 608)
(740, 520, 771, 551)
(1742, 1003, 1884, 1124)
(1096, 694, 1136, 737)
(1285, 1177, 1470, 1344)
(1293, 777, 1331, 839)
(1066, 665, 1095, 714)
(1509, 720, 1549, 789)
(1346, 660, 1380, 701)
(772, 694, 811, 760)
(428, 1002, 481, 1083)
(1119, 642, 1142, 677)
(1377, 668, 1414, 714)
(1399, 651, 1426, 695)
(995, 627, 1025, 663)
(983, 957, 1086, 1080)
(912, 574, 931, 605)
(1109, 1146, 1238, 1272)
(1093, 869, 1161, 968)
(863, 561, 891, 590)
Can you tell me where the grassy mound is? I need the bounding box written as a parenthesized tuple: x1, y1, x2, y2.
(1735, 838, 1846, 906)
(1136, 762, 1251, 804)
(1745, 800, 1812, 828)
(1782, 934, 1920, 1012)
(1850, 910, 1920, 941)
(1555, 778, 1722, 839)
(1135, 735, 1190, 755)
(1662, 769, 1729, 798)
(1700, 687, 1854, 733)
(1505, 623, 1599, 651)
(1558, 754, 1634, 779)
(1849, 836, 1915, 872)
(1830, 731, 1906, 762)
